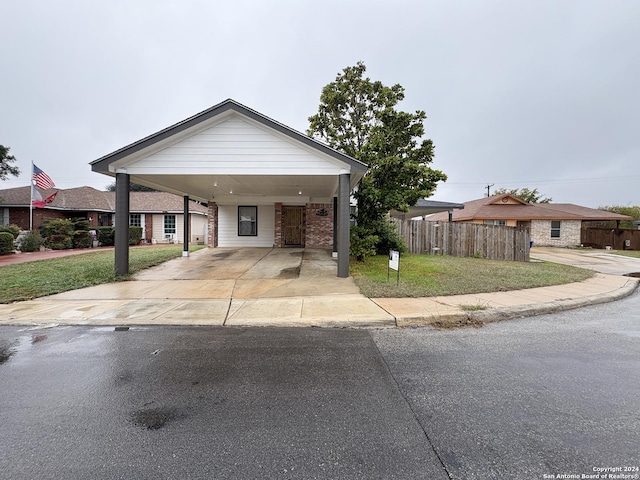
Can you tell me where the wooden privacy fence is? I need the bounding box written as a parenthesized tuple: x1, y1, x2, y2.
(392, 219, 530, 262)
(581, 227, 640, 250)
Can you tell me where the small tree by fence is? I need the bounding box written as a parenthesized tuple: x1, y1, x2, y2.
(392, 219, 530, 261)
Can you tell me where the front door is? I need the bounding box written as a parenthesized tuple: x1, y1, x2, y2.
(283, 206, 304, 246)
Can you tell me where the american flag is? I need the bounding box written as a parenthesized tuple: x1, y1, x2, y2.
(33, 164, 56, 190)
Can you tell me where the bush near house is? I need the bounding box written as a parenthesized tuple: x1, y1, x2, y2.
(0, 224, 20, 239)
(95, 226, 143, 246)
(19, 231, 43, 252)
(129, 226, 143, 245)
(39, 218, 93, 250)
(0, 232, 15, 255)
(95, 227, 115, 246)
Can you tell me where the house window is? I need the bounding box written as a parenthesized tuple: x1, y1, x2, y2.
(484, 220, 506, 226)
(0, 208, 8, 226)
(129, 214, 141, 227)
(551, 220, 561, 238)
(164, 215, 176, 237)
(238, 206, 257, 236)
(98, 213, 112, 226)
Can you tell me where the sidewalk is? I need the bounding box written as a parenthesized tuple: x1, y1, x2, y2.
(0, 247, 638, 328)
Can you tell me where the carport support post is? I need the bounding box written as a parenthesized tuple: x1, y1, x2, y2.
(183, 195, 189, 257)
(337, 171, 350, 278)
(114, 171, 130, 277)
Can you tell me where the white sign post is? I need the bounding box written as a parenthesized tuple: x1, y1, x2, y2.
(388, 249, 400, 285)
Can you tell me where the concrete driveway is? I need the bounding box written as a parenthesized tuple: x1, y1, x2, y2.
(0, 248, 395, 327)
(531, 246, 640, 276)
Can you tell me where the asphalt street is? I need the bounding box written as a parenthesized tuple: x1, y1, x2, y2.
(1, 290, 639, 479)
(373, 289, 640, 479)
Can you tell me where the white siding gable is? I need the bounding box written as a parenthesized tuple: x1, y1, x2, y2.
(126, 115, 347, 176)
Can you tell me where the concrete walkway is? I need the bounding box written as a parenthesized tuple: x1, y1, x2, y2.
(0, 247, 638, 328)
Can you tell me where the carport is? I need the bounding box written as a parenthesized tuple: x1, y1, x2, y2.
(90, 99, 367, 278)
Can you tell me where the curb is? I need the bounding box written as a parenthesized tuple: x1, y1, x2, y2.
(393, 278, 640, 328)
(468, 277, 640, 325)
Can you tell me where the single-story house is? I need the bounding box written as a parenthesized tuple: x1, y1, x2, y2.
(0, 186, 208, 244)
(90, 99, 367, 277)
(426, 194, 633, 247)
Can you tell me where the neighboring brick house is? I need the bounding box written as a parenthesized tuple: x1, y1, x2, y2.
(426, 194, 632, 247)
(0, 186, 208, 244)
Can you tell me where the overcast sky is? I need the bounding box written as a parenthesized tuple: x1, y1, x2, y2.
(1, 0, 638, 208)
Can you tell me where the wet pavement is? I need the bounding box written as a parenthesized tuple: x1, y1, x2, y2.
(0, 325, 448, 480)
(1, 289, 639, 479)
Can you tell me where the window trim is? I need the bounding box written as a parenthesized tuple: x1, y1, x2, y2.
(129, 214, 141, 227)
(550, 220, 561, 238)
(164, 215, 177, 235)
(238, 206, 258, 236)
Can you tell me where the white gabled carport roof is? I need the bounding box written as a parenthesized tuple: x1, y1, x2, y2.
(90, 99, 365, 278)
(90, 99, 367, 204)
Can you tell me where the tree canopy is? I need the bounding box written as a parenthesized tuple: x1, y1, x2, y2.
(493, 187, 552, 203)
(307, 62, 446, 257)
(598, 205, 640, 229)
(0, 145, 20, 181)
(105, 182, 158, 192)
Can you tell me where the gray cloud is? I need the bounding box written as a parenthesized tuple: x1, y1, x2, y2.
(1, 0, 638, 208)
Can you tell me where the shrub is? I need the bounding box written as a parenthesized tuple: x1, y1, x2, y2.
(374, 219, 407, 255)
(95, 227, 115, 246)
(72, 218, 91, 231)
(0, 232, 15, 255)
(73, 230, 92, 249)
(129, 226, 143, 245)
(20, 231, 43, 252)
(0, 224, 20, 239)
(350, 226, 379, 262)
(39, 218, 75, 237)
(48, 234, 73, 250)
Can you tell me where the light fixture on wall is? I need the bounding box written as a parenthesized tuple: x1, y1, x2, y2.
(213, 182, 218, 187)
(298, 190, 302, 195)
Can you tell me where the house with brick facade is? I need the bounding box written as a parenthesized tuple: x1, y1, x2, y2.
(0, 186, 208, 244)
(425, 194, 632, 247)
(90, 99, 367, 277)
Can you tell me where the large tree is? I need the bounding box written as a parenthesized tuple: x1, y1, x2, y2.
(0, 145, 20, 180)
(493, 187, 552, 203)
(307, 62, 446, 257)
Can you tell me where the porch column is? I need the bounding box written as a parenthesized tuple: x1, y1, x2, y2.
(183, 195, 190, 257)
(114, 171, 130, 276)
(337, 171, 350, 278)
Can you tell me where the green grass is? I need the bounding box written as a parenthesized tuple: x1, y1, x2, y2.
(0, 245, 205, 304)
(350, 254, 594, 298)
(610, 250, 640, 259)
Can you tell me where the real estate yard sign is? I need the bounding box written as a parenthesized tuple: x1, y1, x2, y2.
(388, 249, 400, 285)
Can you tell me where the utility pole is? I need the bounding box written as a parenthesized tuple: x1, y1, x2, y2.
(485, 184, 494, 197)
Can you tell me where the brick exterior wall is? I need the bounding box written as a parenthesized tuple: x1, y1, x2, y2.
(531, 219, 582, 247)
(9, 207, 70, 230)
(144, 214, 153, 243)
(273, 203, 283, 247)
(207, 203, 218, 247)
(305, 203, 334, 248)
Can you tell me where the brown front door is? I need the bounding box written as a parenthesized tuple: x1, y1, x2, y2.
(283, 206, 304, 246)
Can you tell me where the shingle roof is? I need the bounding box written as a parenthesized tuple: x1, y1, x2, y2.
(0, 186, 208, 214)
(426, 194, 632, 222)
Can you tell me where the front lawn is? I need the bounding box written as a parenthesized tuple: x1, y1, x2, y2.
(350, 254, 594, 298)
(0, 245, 205, 304)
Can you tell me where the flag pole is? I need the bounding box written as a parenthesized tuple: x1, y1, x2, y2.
(29, 162, 34, 231)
